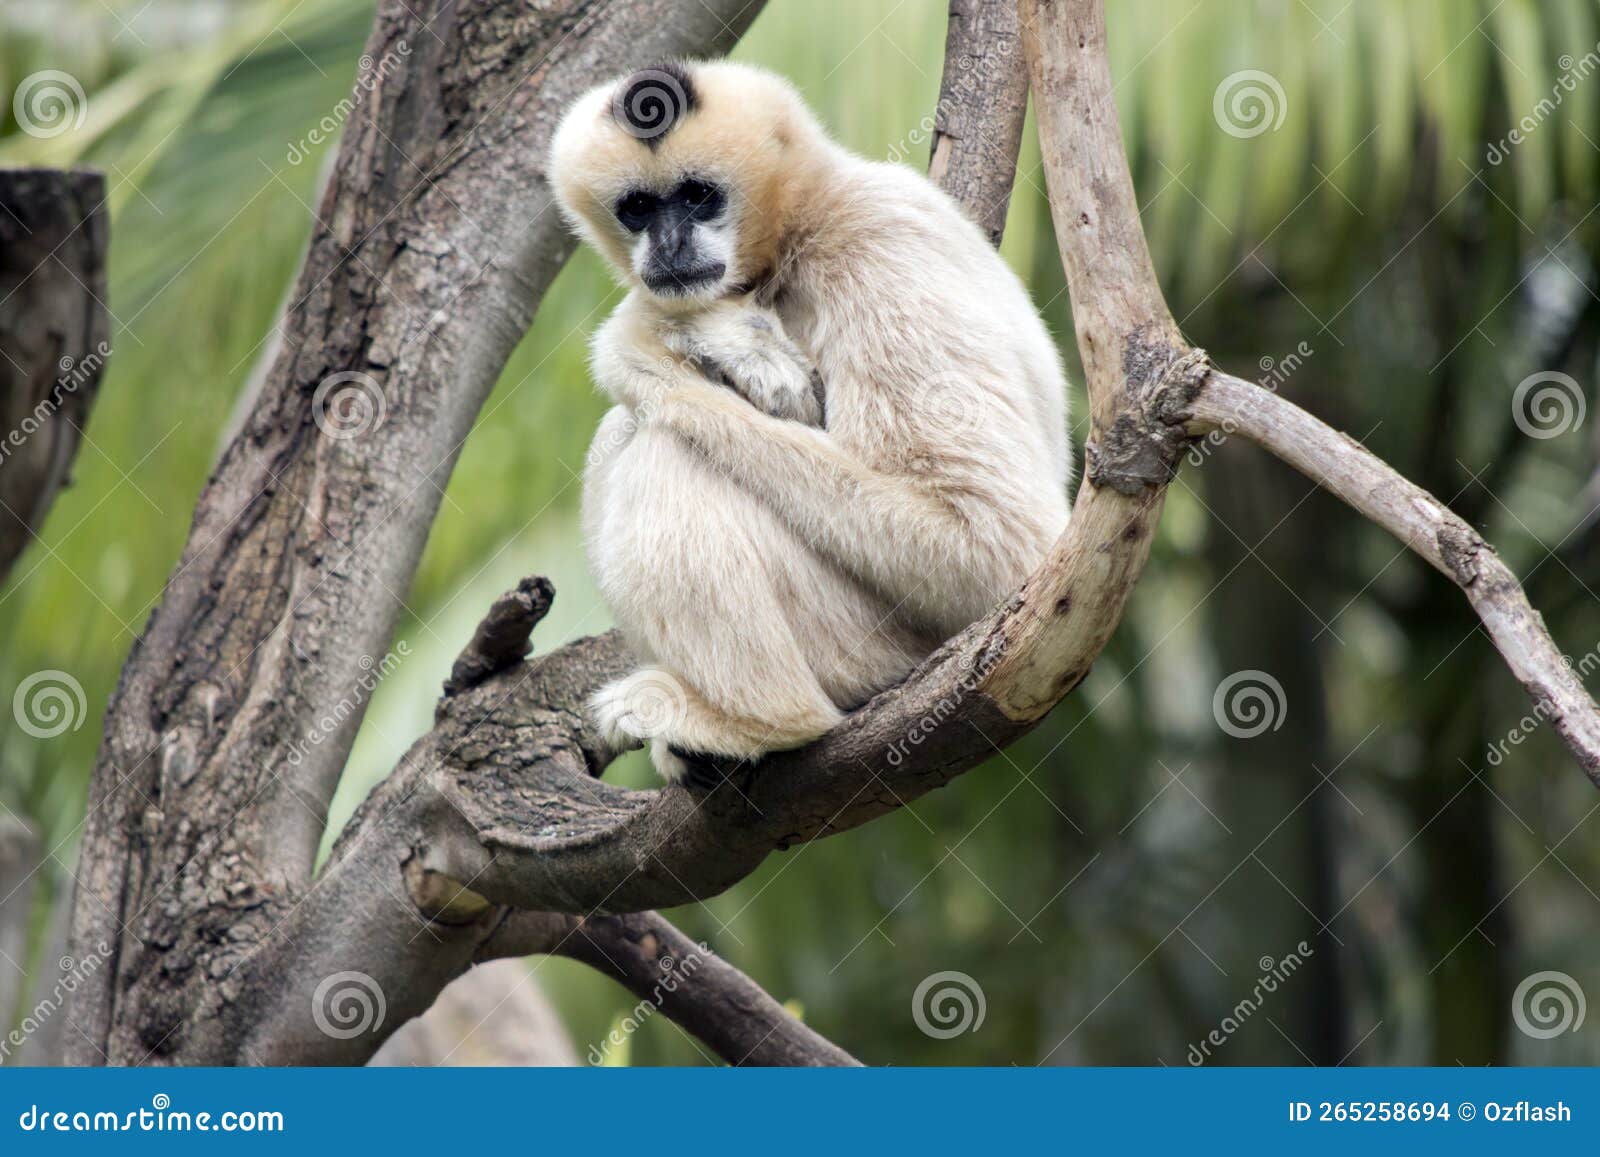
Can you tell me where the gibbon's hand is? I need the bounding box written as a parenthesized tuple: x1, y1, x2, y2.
(657, 300, 825, 427)
(589, 305, 690, 417)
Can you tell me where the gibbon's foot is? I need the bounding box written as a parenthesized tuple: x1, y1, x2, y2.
(669, 746, 760, 794)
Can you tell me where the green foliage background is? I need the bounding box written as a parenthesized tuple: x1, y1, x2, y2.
(3, 0, 1600, 1066)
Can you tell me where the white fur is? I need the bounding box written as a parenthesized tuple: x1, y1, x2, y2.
(552, 62, 1071, 781)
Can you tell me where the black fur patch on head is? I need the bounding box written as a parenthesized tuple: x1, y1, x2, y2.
(610, 61, 698, 149)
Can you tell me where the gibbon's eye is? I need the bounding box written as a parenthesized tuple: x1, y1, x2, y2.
(676, 179, 726, 221)
(614, 190, 658, 232)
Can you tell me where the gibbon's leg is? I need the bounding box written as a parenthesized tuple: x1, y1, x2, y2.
(592, 649, 844, 784)
(648, 379, 1044, 637)
(584, 421, 843, 783)
(665, 741, 767, 794)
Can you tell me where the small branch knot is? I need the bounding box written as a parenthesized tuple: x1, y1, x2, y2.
(442, 575, 555, 701)
(1437, 524, 1485, 587)
(403, 852, 493, 925)
(1086, 329, 1211, 495)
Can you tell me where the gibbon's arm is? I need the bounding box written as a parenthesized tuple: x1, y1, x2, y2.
(655, 379, 1020, 630)
(590, 298, 676, 410)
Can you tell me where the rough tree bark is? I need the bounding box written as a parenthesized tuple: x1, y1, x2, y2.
(929, 0, 1030, 247)
(62, 0, 1600, 1069)
(0, 169, 108, 588)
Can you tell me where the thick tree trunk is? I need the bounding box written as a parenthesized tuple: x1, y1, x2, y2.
(929, 0, 1030, 247)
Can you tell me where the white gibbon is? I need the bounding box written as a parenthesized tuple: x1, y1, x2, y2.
(549, 60, 1070, 785)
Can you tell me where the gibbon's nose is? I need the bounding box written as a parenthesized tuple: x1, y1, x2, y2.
(646, 203, 724, 290)
(650, 203, 696, 264)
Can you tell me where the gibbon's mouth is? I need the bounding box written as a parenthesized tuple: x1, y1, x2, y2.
(643, 261, 727, 295)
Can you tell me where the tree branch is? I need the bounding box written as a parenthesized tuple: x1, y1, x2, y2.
(0, 169, 108, 588)
(1189, 375, 1600, 784)
(929, 0, 1030, 247)
(543, 911, 859, 1067)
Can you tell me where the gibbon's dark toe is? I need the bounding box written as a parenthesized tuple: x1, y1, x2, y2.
(670, 747, 757, 793)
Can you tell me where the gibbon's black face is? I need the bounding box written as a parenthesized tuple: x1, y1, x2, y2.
(612, 176, 732, 296)
(551, 60, 800, 305)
